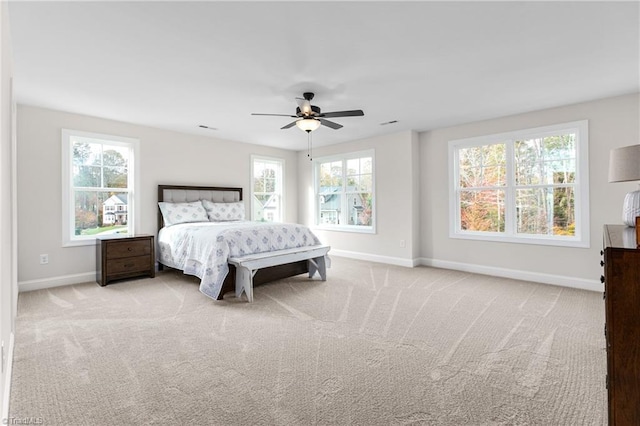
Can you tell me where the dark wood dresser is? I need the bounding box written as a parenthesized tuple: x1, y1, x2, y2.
(96, 234, 155, 286)
(602, 225, 640, 425)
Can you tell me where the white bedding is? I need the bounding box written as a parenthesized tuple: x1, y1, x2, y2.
(157, 221, 322, 299)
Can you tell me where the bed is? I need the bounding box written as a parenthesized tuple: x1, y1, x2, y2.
(157, 184, 330, 301)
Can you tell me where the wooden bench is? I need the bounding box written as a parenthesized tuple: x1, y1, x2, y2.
(228, 245, 330, 302)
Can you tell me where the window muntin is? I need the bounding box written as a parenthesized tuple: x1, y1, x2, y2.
(450, 121, 589, 247)
(315, 151, 375, 232)
(62, 129, 139, 246)
(251, 156, 284, 223)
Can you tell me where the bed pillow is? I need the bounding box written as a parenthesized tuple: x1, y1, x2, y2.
(202, 200, 245, 221)
(158, 201, 209, 226)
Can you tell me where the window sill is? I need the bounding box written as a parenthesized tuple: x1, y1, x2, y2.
(63, 238, 97, 248)
(449, 231, 590, 248)
(313, 225, 376, 234)
(63, 233, 134, 247)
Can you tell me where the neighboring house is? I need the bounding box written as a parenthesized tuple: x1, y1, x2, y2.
(318, 186, 366, 226)
(319, 190, 340, 225)
(253, 194, 281, 222)
(260, 194, 282, 222)
(102, 194, 128, 226)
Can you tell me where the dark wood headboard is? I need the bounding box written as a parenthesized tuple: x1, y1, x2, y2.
(157, 184, 243, 231)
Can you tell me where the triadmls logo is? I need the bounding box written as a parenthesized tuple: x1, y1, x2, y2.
(3, 417, 44, 425)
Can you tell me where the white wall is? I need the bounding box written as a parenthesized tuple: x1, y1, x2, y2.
(16, 105, 299, 289)
(420, 93, 640, 290)
(16, 94, 640, 295)
(297, 130, 420, 266)
(0, 0, 16, 417)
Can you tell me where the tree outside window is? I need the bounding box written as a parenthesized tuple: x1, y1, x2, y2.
(449, 121, 589, 247)
(62, 129, 139, 246)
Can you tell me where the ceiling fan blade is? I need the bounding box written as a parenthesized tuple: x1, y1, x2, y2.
(252, 113, 297, 117)
(319, 119, 343, 130)
(296, 97, 313, 116)
(319, 110, 364, 118)
(281, 120, 298, 130)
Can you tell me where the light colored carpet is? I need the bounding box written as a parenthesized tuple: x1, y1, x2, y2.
(9, 257, 606, 425)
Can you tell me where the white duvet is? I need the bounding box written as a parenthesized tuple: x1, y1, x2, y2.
(157, 221, 322, 299)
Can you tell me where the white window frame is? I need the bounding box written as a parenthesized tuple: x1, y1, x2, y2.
(61, 129, 140, 247)
(448, 120, 590, 248)
(313, 149, 376, 234)
(250, 155, 285, 223)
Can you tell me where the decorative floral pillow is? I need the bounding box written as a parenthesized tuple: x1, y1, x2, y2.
(158, 201, 209, 226)
(202, 200, 245, 221)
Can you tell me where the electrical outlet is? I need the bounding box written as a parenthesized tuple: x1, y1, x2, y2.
(399, 239, 406, 248)
(39, 254, 49, 265)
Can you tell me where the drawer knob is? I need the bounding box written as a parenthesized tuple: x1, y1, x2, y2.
(128, 247, 132, 251)
(600, 260, 604, 267)
(600, 250, 604, 256)
(600, 275, 605, 283)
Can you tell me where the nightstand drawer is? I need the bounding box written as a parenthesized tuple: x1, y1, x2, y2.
(106, 240, 152, 259)
(108, 256, 152, 274)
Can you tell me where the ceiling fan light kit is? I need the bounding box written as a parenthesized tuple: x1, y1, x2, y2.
(296, 118, 321, 132)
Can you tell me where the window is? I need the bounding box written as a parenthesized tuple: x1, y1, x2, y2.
(449, 120, 589, 247)
(314, 150, 375, 233)
(62, 129, 139, 246)
(251, 156, 284, 222)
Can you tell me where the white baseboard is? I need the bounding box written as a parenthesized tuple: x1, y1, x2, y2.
(17, 257, 601, 294)
(2, 332, 14, 423)
(419, 257, 602, 293)
(329, 251, 600, 292)
(18, 272, 95, 293)
(330, 249, 420, 268)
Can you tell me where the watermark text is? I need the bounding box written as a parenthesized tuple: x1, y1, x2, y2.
(2, 417, 44, 425)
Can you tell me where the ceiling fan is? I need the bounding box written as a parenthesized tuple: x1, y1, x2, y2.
(251, 92, 364, 132)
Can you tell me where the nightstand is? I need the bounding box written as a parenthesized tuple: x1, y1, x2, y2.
(96, 234, 155, 286)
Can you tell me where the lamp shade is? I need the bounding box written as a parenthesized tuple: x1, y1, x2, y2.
(609, 144, 640, 226)
(608, 144, 640, 182)
(296, 118, 321, 132)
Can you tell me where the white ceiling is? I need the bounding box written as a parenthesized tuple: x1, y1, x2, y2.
(8, 1, 640, 150)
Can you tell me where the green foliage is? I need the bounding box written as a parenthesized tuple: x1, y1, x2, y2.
(319, 161, 343, 188)
(254, 167, 276, 193)
(81, 225, 128, 236)
(73, 142, 130, 229)
(460, 133, 576, 236)
(553, 222, 575, 236)
(75, 208, 97, 230)
(460, 190, 504, 232)
(72, 142, 92, 165)
(355, 192, 373, 226)
(103, 149, 128, 188)
(459, 144, 506, 188)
